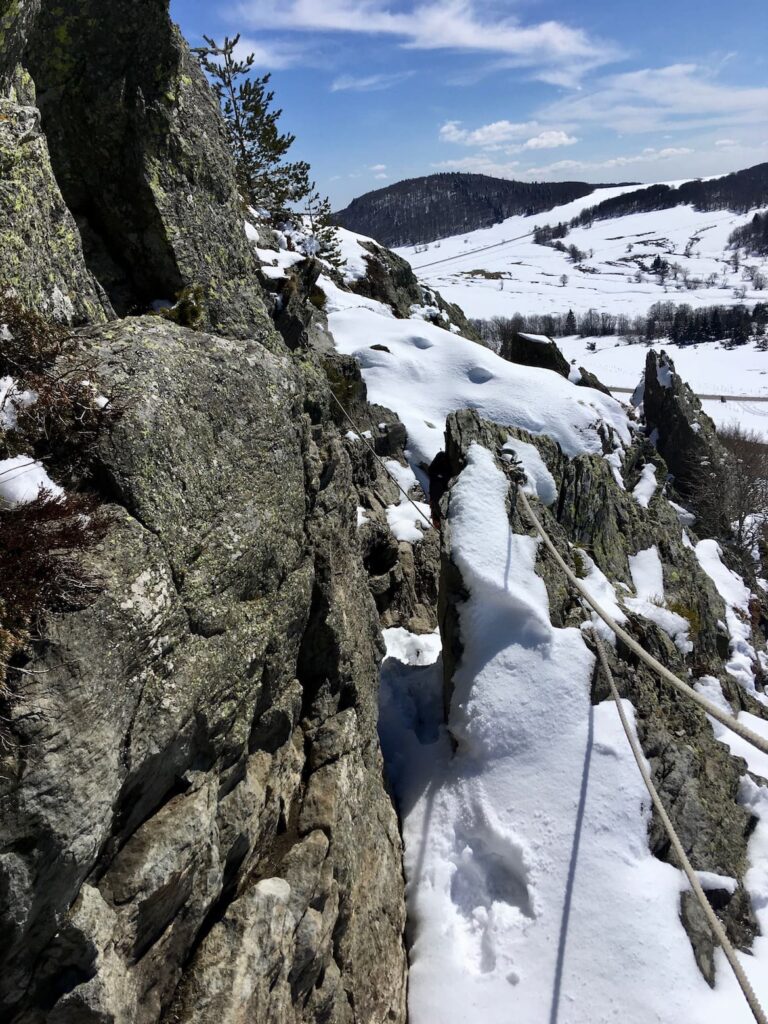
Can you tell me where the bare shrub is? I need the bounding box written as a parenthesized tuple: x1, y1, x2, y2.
(0, 490, 111, 680)
(1, 294, 118, 688)
(688, 423, 768, 569)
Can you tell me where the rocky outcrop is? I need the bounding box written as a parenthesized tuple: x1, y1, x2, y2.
(439, 408, 761, 984)
(349, 239, 480, 340)
(641, 349, 730, 499)
(500, 331, 571, 377)
(0, 89, 111, 324)
(23, 0, 273, 340)
(0, 317, 407, 1022)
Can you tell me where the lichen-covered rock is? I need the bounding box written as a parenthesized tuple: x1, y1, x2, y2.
(25, 0, 274, 341)
(0, 0, 39, 95)
(0, 317, 406, 1023)
(0, 96, 111, 323)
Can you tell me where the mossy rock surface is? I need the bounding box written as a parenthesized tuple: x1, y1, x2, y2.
(0, 97, 110, 323)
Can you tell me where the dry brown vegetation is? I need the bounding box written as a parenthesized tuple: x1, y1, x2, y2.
(0, 294, 115, 686)
(689, 423, 768, 570)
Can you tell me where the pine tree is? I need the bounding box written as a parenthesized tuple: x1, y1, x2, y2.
(565, 309, 576, 335)
(194, 35, 310, 220)
(305, 185, 342, 267)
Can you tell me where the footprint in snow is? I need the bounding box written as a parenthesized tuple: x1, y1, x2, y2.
(467, 366, 494, 384)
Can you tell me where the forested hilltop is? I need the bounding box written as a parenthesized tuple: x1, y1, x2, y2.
(334, 173, 629, 247)
(571, 162, 768, 226)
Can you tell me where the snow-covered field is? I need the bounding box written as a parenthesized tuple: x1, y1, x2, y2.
(315, 234, 768, 1024)
(556, 335, 768, 437)
(394, 186, 768, 321)
(392, 183, 768, 435)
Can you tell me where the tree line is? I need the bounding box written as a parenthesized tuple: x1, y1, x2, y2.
(570, 162, 768, 228)
(474, 301, 768, 349)
(729, 212, 768, 256)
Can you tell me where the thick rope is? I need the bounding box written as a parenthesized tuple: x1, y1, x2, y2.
(517, 489, 768, 758)
(591, 631, 767, 1024)
(328, 390, 433, 530)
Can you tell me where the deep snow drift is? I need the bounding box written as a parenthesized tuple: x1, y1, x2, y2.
(379, 446, 767, 1024)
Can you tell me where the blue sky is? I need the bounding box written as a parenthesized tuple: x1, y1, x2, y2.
(171, 0, 768, 209)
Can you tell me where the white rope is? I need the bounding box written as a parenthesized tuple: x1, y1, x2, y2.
(591, 630, 767, 1024)
(517, 489, 768, 758)
(328, 390, 433, 530)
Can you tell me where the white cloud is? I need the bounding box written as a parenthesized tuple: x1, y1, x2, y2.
(715, 138, 737, 147)
(439, 119, 536, 148)
(440, 121, 578, 154)
(541, 63, 768, 134)
(522, 130, 579, 151)
(374, 172, 389, 179)
(523, 146, 694, 177)
(331, 70, 414, 91)
(229, 34, 307, 69)
(232, 0, 620, 81)
(370, 163, 387, 172)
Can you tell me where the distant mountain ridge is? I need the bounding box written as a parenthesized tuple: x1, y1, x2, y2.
(333, 173, 635, 247)
(570, 162, 768, 226)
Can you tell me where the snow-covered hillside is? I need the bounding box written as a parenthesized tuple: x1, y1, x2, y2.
(394, 184, 768, 320)
(315, 231, 768, 1024)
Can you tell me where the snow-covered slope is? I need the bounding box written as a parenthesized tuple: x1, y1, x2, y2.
(395, 184, 768, 320)
(321, 274, 631, 472)
(321, 234, 768, 1024)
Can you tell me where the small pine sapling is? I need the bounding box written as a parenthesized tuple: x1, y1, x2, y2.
(305, 185, 342, 267)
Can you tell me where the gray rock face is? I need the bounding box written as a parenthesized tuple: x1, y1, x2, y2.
(0, 318, 406, 1023)
(0, 0, 39, 94)
(0, 93, 111, 323)
(641, 349, 730, 500)
(500, 331, 570, 377)
(439, 408, 760, 985)
(24, 0, 273, 340)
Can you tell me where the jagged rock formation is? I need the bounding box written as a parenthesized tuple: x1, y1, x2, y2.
(22, 0, 273, 339)
(641, 349, 731, 499)
(2, 2, 767, 1020)
(0, 4, 409, 1021)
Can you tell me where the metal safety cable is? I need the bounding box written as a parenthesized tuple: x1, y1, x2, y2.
(517, 488, 768, 758)
(591, 630, 767, 1024)
(328, 390, 433, 530)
